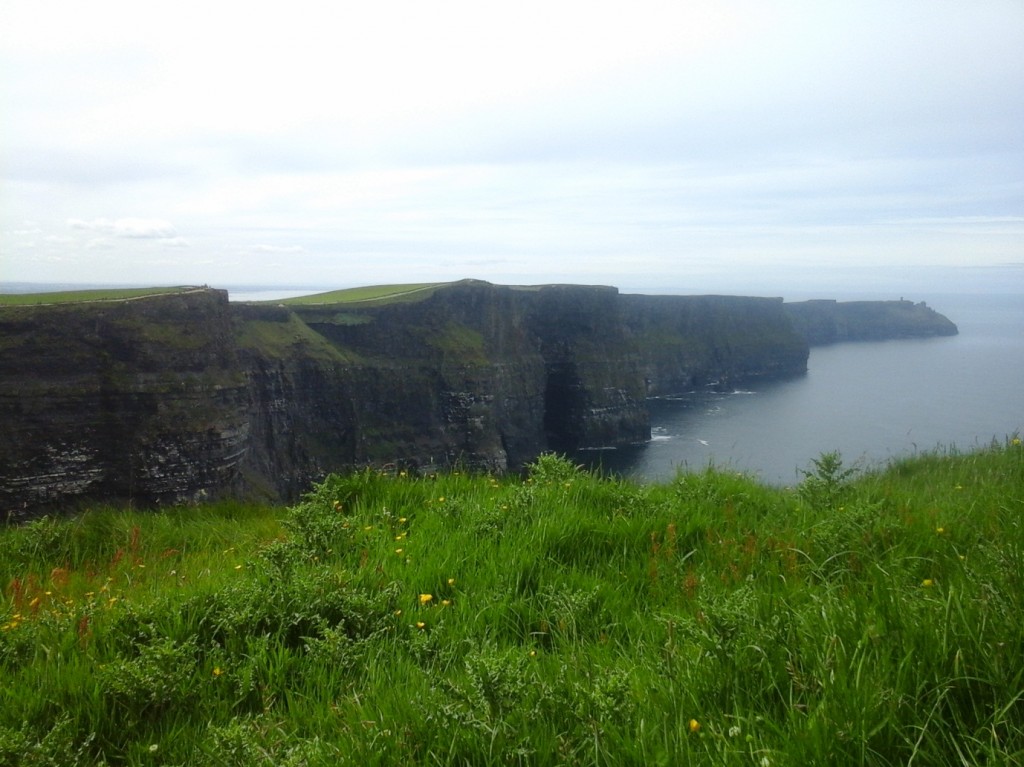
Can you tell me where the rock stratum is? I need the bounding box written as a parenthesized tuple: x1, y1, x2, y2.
(0, 281, 957, 518)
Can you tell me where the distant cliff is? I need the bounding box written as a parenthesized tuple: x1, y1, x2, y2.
(0, 282, 955, 518)
(784, 299, 958, 345)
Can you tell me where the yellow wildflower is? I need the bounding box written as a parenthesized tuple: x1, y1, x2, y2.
(936, 527, 945, 534)
(689, 719, 701, 733)
(1012, 437, 1021, 446)
(419, 593, 433, 605)
(415, 621, 426, 630)
(395, 548, 404, 555)
(447, 578, 456, 586)
(441, 599, 451, 607)
(212, 667, 224, 677)
(922, 579, 934, 587)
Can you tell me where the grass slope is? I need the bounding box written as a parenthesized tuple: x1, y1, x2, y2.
(265, 283, 448, 306)
(0, 287, 200, 306)
(1, 442, 1022, 765)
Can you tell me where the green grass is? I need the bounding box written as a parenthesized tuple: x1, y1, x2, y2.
(233, 313, 357, 362)
(263, 283, 447, 306)
(0, 286, 200, 306)
(2, 441, 1022, 765)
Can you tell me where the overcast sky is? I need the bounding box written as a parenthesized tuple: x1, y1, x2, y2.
(3, 1, 1023, 296)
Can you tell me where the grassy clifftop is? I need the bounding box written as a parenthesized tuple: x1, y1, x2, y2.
(2, 439, 1021, 764)
(0, 286, 204, 307)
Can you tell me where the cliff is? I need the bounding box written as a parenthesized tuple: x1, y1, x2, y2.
(0, 282, 954, 518)
(0, 289, 250, 516)
(784, 299, 958, 345)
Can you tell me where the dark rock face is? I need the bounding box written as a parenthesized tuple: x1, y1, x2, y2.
(0, 290, 249, 520)
(784, 299, 958, 345)
(620, 294, 810, 395)
(0, 281, 954, 517)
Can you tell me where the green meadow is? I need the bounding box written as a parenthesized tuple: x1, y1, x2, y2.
(0, 287, 198, 306)
(1, 441, 1022, 765)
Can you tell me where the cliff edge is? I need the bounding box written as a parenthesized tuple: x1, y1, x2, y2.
(0, 282, 955, 518)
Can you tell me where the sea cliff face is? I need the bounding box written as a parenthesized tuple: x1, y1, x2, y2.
(0, 282, 955, 517)
(0, 290, 249, 517)
(784, 299, 959, 345)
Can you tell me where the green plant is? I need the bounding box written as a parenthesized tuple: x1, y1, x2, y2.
(799, 450, 859, 509)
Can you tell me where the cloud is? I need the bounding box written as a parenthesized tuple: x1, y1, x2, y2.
(253, 244, 305, 254)
(68, 217, 178, 239)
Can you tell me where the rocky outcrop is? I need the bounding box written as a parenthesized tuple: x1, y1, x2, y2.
(0, 281, 954, 518)
(784, 299, 958, 345)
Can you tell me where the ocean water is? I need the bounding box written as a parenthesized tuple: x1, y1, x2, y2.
(579, 292, 1024, 485)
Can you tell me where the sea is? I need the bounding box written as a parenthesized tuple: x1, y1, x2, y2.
(578, 291, 1024, 485)
(4, 281, 1021, 486)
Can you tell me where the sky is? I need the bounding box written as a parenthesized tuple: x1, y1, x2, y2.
(2, 0, 1023, 297)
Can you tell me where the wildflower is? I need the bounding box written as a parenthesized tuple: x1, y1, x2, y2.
(1012, 437, 1021, 446)
(729, 726, 741, 738)
(689, 719, 700, 733)
(398, 517, 408, 524)
(922, 579, 934, 587)
(394, 609, 402, 616)
(441, 599, 451, 607)
(395, 534, 405, 541)
(212, 667, 224, 677)
(419, 593, 433, 605)
(149, 744, 159, 753)
(529, 650, 537, 657)
(438, 496, 445, 503)
(936, 527, 945, 534)
(415, 621, 426, 630)
(447, 578, 456, 586)
(234, 565, 243, 571)
(395, 548, 404, 555)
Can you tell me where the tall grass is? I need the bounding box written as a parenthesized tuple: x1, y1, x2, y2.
(1, 441, 1021, 765)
